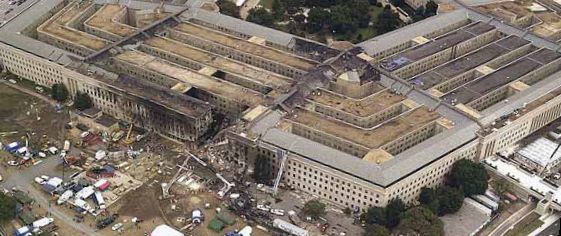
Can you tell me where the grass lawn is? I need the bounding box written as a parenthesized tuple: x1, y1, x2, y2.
(259, 0, 273, 9)
(504, 212, 544, 236)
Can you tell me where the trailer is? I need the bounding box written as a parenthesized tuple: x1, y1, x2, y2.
(75, 186, 95, 199)
(63, 140, 70, 151)
(93, 191, 106, 210)
(273, 219, 309, 236)
(472, 194, 499, 211)
(32, 217, 54, 229)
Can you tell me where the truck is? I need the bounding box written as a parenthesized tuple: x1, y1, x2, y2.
(47, 146, 58, 155)
(5, 142, 20, 152)
(57, 190, 74, 205)
(73, 199, 93, 213)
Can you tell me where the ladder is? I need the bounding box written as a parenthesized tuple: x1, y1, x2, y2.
(273, 149, 287, 196)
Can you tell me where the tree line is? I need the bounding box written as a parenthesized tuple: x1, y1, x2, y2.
(51, 83, 93, 111)
(361, 159, 489, 236)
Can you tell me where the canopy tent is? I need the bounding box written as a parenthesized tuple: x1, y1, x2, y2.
(151, 225, 184, 236)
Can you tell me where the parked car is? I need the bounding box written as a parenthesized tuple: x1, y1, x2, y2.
(111, 223, 123, 231)
(270, 209, 285, 216)
(7, 160, 19, 166)
(0, 174, 3, 182)
(34, 177, 45, 184)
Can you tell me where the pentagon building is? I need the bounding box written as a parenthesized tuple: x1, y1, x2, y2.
(3, 1, 561, 210)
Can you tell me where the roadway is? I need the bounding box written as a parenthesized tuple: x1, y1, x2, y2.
(487, 203, 536, 236)
(0, 0, 35, 26)
(0, 156, 98, 235)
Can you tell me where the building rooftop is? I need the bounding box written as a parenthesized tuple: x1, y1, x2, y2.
(37, 2, 109, 51)
(143, 37, 293, 89)
(495, 35, 531, 50)
(476, 1, 533, 21)
(172, 23, 317, 71)
(114, 50, 270, 107)
(307, 89, 405, 117)
(442, 48, 560, 106)
(84, 4, 137, 37)
(358, 9, 471, 57)
(444, 58, 540, 104)
(380, 22, 495, 72)
(413, 42, 508, 90)
(288, 106, 440, 149)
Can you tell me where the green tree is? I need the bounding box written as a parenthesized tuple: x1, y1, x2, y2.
(419, 187, 436, 205)
(425, 0, 439, 16)
(390, 0, 405, 7)
(492, 179, 510, 196)
(0, 192, 17, 223)
(272, 0, 284, 20)
(247, 8, 275, 27)
(424, 198, 440, 215)
(437, 186, 464, 216)
(305, 0, 337, 8)
(447, 159, 489, 196)
(385, 198, 406, 228)
(283, 0, 303, 14)
(330, 5, 356, 34)
(349, 0, 371, 28)
(217, 0, 241, 18)
(364, 224, 390, 236)
(302, 199, 326, 219)
(363, 206, 387, 226)
(395, 207, 444, 236)
(412, 6, 425, 22)
(73, 92, 93, 111)
(343, 207, 352, 215)
(376, 6, 400, 34)
(306, 7, 331, 33)
(51, 83, 69, 102)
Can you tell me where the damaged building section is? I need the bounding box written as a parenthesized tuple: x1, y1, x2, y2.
(0, 0, 331, 145)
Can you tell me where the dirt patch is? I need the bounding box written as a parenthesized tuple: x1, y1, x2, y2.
(114, 184, 164, 221)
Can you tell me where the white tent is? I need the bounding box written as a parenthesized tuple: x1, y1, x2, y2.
(151, 225, 184, 236)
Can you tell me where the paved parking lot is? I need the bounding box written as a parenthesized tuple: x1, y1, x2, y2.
(0, 0, 34, 25)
